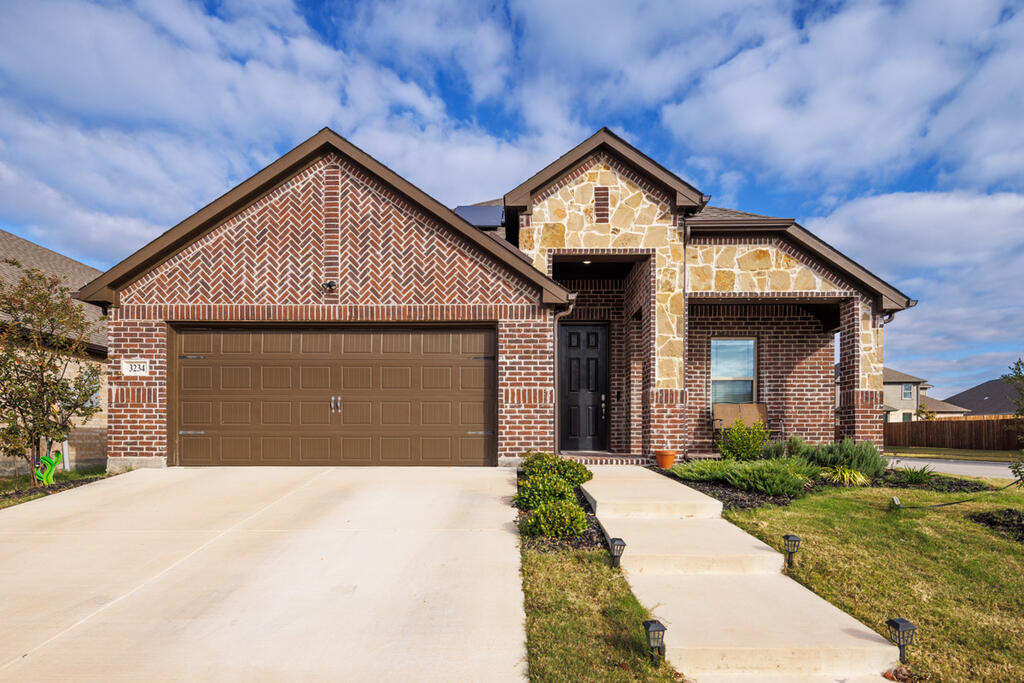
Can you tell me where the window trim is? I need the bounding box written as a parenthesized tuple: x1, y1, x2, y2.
(902, 383, 913, 400)
(710, 337, 757, 405)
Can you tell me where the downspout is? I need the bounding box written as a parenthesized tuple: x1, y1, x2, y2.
(552, 292, 578, 455)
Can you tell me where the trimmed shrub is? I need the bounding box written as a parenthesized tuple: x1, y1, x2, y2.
(760, 440, 788, 460)
(800, 439, 886, 478)
(519, 450, 593, 487)
(520, 499, 588, 538)
(671, 459, 738, 481)
(821, 465, 869, 486)
(786, 435, 807, 458)
(674, 458, 818, 497)
(515, 473, 574, 510)
(716, 419, 770, 461)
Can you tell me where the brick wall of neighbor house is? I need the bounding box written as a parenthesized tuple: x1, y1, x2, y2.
(686, 303, 836, 452)
(106, 152, 555, 467)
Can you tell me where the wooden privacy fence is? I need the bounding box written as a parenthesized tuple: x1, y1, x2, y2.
(885, 417, 1021, 451)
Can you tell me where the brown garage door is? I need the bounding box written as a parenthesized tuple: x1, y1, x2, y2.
(172, 327, 496, 466)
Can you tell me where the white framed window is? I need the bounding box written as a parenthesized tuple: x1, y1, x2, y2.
(902, 412, 913, 422)
(902, 383, 913, 400)
(711, 338, 756, 404)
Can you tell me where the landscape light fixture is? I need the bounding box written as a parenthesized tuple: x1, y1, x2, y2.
(885, 618, 917, 664)
(582, 259, 592, 264)
(642, 619, 666, 661)
(782, 534, 801, 570)
(609, 537, 626, 568)
(321, 280, 337, 293)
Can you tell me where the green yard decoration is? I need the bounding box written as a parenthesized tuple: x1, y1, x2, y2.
(34, 451, 62, 486)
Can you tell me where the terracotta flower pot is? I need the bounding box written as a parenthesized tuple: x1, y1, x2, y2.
(654, 449, 677, 468)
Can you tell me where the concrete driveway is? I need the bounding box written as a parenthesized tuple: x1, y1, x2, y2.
(887, 456, 1015, 479)
(0, 468, 526, 681)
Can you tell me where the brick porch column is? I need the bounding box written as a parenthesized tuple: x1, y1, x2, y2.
(836, 297, 884, 448)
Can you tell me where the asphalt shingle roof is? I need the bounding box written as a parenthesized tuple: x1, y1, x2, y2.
(0, 229, 106, 351)
(944, 379, 1018, 416)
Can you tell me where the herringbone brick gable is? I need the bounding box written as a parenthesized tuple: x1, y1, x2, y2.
(123, 153, 538, 306)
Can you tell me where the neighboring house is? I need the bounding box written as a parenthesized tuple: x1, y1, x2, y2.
(945, 379, 1018, 416)
(0, 230, 108, 474)
(78, 127, 913, 470)
(880, 367, 967, 421)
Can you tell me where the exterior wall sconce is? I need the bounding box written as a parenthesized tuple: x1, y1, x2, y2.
(783, 534, 801, 570)
(609, 537, 626, 567)
(885, 618, 917, 664)
(321, 280, 337, 293)
(642, 619, 666, 661)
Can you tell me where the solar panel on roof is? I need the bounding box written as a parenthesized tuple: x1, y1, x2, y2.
(454, 205, 504, 228)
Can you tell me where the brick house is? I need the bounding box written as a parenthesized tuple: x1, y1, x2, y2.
(78, 128, 913, 470)
(1, 230, 108, 474)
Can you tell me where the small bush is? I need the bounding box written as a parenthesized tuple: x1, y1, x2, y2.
(800, 439, 886, 478)
(898, 464, 935, 485)
(760, 440, 787, 460)
(671, 459, 738, 481)
(673, 458, 817, 497)
(520, 451, 593, 487)
(821, 465, 869, 486)
(723, 459, 814, 497)
(716, 419, 770, 461)
(786, 435, 807, 457)
(515, 473, 574, 510)
(520, 499, 588, 538)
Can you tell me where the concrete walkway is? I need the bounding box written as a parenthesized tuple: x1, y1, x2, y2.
(0, 467, 526, 682)
(887, 456, 1014, 479)
(582, 466, 898, 682)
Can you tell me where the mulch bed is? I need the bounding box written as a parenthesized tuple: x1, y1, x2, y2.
(653, 467, 793, 509)
(874, 471, 991, 493)
(516, 475, 608, 553)
(970, 508, 1024, 543)
(0, 476, 107, 504)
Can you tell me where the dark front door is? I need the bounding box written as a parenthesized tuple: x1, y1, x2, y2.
(559, 324, 608, 451)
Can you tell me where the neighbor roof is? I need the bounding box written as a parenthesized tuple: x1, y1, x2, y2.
(78, 128, 571, 307)
(945, 379, 1018, 416)
(503, 127, 708, 212)
(883, 367, 928, 384)
(0, 229, 106, 352)
(920, 395, 967, 414)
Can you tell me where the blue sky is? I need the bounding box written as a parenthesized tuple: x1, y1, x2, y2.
(0, 0, 1022, 398)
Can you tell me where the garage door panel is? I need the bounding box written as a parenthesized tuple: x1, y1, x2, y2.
(174, 327, 495, 466)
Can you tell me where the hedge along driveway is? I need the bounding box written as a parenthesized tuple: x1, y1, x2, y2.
(0, 467, 528, 681)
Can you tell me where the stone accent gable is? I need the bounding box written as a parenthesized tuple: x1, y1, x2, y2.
(123, 154, 538, 307)
(685, 237, 857, 295)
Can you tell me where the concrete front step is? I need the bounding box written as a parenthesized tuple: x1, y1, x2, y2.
(597, 516, 784, 575)
(627, 573, 898, 679)
(581, 466, 723, 518)
(695, 674, 888, 683)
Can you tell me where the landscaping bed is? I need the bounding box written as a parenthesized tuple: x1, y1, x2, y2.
(970, 508, 1024, 543)
(0, 467, 109, 510)
(518, 481, 606, 552)
(657, 467, 792, 509)
(876, 470, 991, 493)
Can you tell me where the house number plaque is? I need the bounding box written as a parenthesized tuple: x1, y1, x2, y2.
(121, 359, 151, 376)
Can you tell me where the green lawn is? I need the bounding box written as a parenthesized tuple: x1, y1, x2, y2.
(724, 479, 1024, 682)
(885, 446, 1019, 462)
(521, 549, 678, 682)
(0, 465, 108, 510)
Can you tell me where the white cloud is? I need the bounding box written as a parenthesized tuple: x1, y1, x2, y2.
(806, 190, 1024, 396)
(661, 0, 1020, 189)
